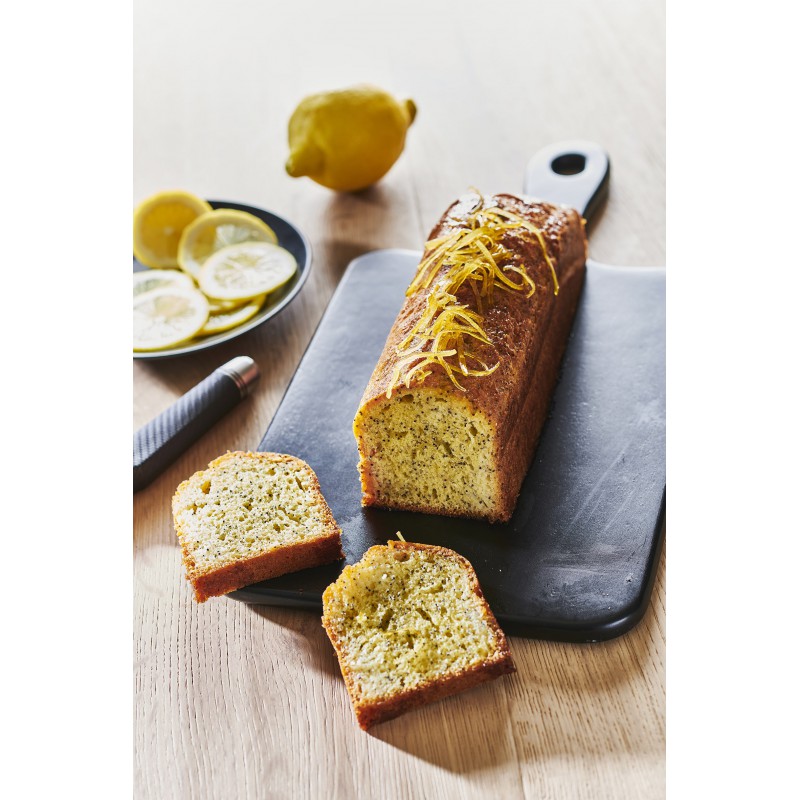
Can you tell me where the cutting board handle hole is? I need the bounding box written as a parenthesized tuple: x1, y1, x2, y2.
(551, 153, 587, 176)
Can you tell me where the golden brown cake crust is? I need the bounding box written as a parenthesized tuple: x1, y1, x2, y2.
(188, 533, 343, 603)
(354, 193, 587, 522)
(321, 540, 516, 730)
(172, 451, 344, 603)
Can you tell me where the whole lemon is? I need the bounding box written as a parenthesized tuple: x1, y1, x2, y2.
(285, 84, 417, 192)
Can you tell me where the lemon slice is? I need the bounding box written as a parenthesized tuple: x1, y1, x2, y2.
(133, 268, 195, 297)
(198, 295, 267, 336)
(133, 287, 210, 351)
(198, 242, 297, 301)
(133, 191, 212, 269)
(177, 209, 278, 280)
(207, 296, 248, 313)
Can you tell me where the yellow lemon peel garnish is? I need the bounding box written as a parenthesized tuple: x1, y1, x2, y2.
(387, 191, 557, 398)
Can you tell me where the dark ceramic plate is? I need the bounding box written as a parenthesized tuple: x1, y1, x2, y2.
(132, 200, 311, 359)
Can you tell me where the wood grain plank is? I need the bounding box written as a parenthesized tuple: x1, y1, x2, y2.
(134, 0, 665, 796)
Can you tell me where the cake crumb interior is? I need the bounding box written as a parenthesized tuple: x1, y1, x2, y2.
(174, 456, 329, 573)
(356, 390, 496, 516)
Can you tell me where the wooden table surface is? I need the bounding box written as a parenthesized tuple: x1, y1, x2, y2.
(133, 1, 665, 797)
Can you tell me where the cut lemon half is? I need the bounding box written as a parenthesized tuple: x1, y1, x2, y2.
(199, 294, 267, 336)
(133, 268, 195, 297)
(133, 191, 212, 269)
(177, 209, 278, 280)
(133, 287, 210, 351)
(198, 242, 297, 301)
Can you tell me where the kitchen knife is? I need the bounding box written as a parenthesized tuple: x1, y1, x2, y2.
(133, 356, 260, 492)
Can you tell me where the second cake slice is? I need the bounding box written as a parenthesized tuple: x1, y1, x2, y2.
(322, 539, 515, 729)
(172, 451, 343, 602)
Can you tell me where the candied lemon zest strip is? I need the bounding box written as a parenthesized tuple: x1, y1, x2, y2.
(387, 191, 556, 397)
(387, 291, 499, 398)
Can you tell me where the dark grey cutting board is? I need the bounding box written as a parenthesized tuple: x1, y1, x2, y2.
(230, 142, 666, 642)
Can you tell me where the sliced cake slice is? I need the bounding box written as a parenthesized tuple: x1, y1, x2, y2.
(322, 539, 515, 729)
(172, 451, 343, 602)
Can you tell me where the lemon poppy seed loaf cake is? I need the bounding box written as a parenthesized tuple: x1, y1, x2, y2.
(172, 451, 343, 602)
(353, 192, 587, 523)
(322, 539, 515, 729)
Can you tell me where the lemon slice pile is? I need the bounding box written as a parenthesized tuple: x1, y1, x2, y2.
(132, 191, 298, 352)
